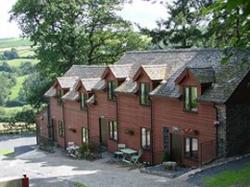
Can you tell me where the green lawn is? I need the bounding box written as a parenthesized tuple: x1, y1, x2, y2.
(4, 58, 38, 68)
(9, 75, 28, 100)
(0, 106, 25, 118)
(0, 38, 32, 49)
(74, 182, 87, 187)
(204, 164, 250, 187)
(0, 149, 14, 156)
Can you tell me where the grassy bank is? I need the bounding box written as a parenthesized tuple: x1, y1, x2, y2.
(204, 164, 250, 187)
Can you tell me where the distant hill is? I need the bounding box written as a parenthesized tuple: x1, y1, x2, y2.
(0, 38, 37, 121)
(0, 38, 32, 49)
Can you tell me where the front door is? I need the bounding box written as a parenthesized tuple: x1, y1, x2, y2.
(99, 117, 108, 146)
(51, 119, 57, 142)
(171, 133, 183, 164)
(163, 127, 170, 153)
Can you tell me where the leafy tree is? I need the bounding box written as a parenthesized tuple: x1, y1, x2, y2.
(0, 72, 16, 105)
(19, 72, 52, 108)
(0, 62, 13, 73)
(140, 0, 212, 49)
(11, 0, 150, 78)
(3, 48, 19, 60)
(18, 61, 35, 75)
(204, 0, 250, 48)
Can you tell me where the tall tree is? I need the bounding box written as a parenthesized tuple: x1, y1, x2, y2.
(204, 0, 250, 48)
(141, 0, 212, 49)
(11, 0, 150, 108)
(11, 0, 149, 78)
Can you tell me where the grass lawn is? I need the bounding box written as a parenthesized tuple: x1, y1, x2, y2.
(204, 164, 250, 187)
(9, 75, 28, 100)
(74, 182, 87, 187)
(0, 106, 26, 119)
(4, 58, 38, 68)
(0, 149, 14, 156)
(0, 38, 32, 49)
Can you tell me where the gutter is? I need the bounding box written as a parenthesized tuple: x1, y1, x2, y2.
(150, 96, 154, 165)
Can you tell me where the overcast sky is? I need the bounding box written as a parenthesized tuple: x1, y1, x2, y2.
(0, 0, 169, 39)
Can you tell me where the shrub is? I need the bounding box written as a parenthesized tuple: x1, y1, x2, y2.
(162, 151, 171, 162)
(78, 142, 100, 160)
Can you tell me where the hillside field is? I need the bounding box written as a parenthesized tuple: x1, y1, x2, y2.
(0, 38, 38, 121)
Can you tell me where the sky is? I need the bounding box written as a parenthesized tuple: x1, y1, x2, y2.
(0, 0, 168, 39)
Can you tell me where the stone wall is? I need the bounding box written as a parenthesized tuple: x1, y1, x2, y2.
(226, 103, 250, 156)
(215, 104, 227, 157)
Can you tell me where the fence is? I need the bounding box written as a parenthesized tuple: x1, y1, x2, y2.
(0, 123, 36, 135)
(200, 139, 216, 165)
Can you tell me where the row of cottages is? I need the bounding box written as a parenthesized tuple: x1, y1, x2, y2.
(37, 48, 250, 167)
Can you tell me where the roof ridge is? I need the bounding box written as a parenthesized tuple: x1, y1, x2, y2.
(126, 48, 222, 54)
(71, 64, 107, 68)
(108, 64, 132, 67)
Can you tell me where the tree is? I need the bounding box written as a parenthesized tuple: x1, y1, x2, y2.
(19, 72, 51, 108)
(140, 0, 212, 49)
(11, 0, 150, 78)
(3, 48, 19, 60)
(204, 0, 250, 48)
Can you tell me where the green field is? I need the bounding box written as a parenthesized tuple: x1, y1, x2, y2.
(5, 58, 38, 67)
(0, 38, 32, 49)
(0, 38, 37, 121)
(204, 164, 250, 187)
(9, 75, 28, 100)
(0, 106, 25, 118)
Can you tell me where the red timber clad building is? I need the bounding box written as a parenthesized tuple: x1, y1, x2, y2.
(38, 49, 250, 167)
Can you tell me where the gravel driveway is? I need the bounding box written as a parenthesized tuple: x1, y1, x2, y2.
(0, 135, 193, 187)
(1, 135, 248, 187)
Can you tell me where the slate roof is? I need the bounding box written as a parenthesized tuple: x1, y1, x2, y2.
(136, 65, 168, 80)
(64, 65, 106, 79)
(115, 49, 195, 93)
(56, 76, 79, 89)
(62, 90, 79, 101)
(188, 67, 215, 84)
(151, 49, 250, 103)
(44, 87, 57, 97)
(44, 65, 106, 98)
(81, 78, 102, 91)
(106, 64, 132, 79)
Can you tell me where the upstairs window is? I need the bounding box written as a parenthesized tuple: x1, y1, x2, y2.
(56, 89, 64, 105)
(82, 128, 89, 143)
(184, 137, 198, 159)
(108, 81, 117, 101)
(140, 83, 151, 106)
(141, 128, 151, 149)
(109, 120, 118, 141)
(80, 92, 88, 110)
(184, 86, 198, 112)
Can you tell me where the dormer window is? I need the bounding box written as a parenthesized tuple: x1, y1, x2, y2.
(80, 92, 88, 110)
(108, 81, 117, 101)
(184, 86, 198, 112)
(140, 83, 151, 106)
(56, 89, 64, 105)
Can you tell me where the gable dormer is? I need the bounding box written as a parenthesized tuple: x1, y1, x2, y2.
(133, 65, 168, 106)
(54, 76, 79, 105)
(74, 78, 101, 109)
(101, 64, 132, 101)
(175, 67, 215, 112)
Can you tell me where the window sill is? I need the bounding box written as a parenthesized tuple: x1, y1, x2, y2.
(142, 146, 151, 151)
(109, 138, 118, 142)
(183, 109, 198, 114)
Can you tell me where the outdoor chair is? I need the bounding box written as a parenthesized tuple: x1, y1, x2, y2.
(131, 148, 143, 165)
(113, 144, 126, 159)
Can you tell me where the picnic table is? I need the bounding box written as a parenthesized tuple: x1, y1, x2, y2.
(121, 148, 137, 163)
